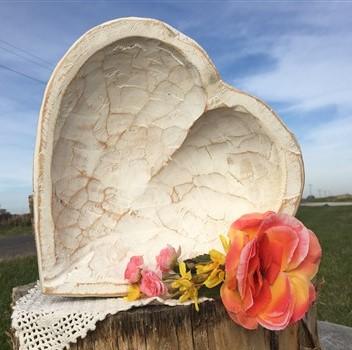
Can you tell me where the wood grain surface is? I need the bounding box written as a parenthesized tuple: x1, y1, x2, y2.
(11, 283, 321, 350)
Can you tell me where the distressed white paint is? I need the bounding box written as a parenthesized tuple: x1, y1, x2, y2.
(33, 17, 304, 296)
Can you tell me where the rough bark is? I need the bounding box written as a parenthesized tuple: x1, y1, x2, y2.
(11, 283, 321, 350)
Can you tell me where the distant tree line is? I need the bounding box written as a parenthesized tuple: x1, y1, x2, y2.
(0, 208, 31, 227)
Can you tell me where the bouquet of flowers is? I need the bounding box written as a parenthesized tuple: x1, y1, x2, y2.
(123, 211, 322, 331)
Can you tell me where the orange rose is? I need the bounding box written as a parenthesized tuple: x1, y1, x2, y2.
(221, 211, 322, 330)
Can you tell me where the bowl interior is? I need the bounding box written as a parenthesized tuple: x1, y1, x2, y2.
(49, 36, 286, 293)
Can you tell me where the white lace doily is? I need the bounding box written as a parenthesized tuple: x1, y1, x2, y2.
(11, 282, 210, 350)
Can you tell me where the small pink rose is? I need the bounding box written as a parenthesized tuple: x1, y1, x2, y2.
(156, 245, 181, 272)
(124, 256, 144, 283)
(140, 270, 167, 297)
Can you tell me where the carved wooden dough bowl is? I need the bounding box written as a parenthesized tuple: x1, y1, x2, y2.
(33, 17, 304, 296)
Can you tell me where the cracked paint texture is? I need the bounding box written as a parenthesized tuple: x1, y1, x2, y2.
(34, 19, 303, 296)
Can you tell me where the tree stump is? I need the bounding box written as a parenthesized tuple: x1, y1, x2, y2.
(11, 284, 321, 350)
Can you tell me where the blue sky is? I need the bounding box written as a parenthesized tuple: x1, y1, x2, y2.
(0, 1, 351, 213)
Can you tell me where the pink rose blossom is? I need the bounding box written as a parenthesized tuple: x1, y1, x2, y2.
(140, 270, 167, 297)
(156, 245, 181, 272)
(124, 256, 144, 283)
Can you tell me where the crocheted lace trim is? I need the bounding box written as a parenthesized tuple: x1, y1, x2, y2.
(12, 283, 209, 350)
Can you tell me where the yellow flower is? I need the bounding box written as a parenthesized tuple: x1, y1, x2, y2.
(196, 248, 225, 288)
(196, 262, 214, 274)
(209, 249, 226, 265)
(180, 285, 200, 311)
(179, 261, 192, 280)
(220, 234, 230, 253)
(124, 284, 141, 301)
(196, 250, 224, 273)
(172, 278, 193, 290)
(172, 261, 200, 311)
(204, 267, 225, 288)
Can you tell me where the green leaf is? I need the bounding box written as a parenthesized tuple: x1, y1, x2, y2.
(174, 254, 211, 274)
(191, 254, 211, 264)
(198, 284, 222, 299)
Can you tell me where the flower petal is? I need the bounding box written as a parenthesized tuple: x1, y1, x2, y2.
(258, 308, 293, 331)
(264, 272, 291, 316)
(220, 234, 230, 253)
(209, 249, 226, 265)
(287, 273, 311, 323)
(236, 239, 257, 298)
(247, 255, 262, 293)
(277, 215, 310, 270)
(291, 230, 322, 279)
(242, 285, 254, 311)
(258, 214, 309, 271)
(263, 238, 283, 285)
(265, 225, 299, 270)
(246, 279, 272, 317)
(258, 234, 272, 272)
(204, 268, 224, 288)
(227, 310, 258, 330)
(220, 283, 242, 314)
(232, 212, 269, 231)
(125, 284, 141, 301)
(231, 212, 269, 239)
(225, 229, 246, 275)
(257, 272, 293, 330)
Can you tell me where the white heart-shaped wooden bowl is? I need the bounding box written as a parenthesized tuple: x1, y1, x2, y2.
(33, 18, 304, 296)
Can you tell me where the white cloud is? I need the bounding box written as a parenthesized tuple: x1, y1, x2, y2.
(232, 15, 352, 198)
(238, 33, 352, 113)
(301, 115, 352, 197)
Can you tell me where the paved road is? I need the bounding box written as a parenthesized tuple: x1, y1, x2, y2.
(301, 201, 352, 207)
(319, 321, 352, 350)
(0, 234, 36, 261)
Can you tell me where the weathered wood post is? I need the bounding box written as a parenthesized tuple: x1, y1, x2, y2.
(71, 303, 321, 350)
(11, 284, 320, 350)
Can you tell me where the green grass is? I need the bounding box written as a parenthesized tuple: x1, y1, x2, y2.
(296, 206, 352, 326)
(0, 206, 351, 349)
(0, 257, 38, 350)
(0, 224, 32, 239)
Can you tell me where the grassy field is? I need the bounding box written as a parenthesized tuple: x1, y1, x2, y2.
(296, 205, 352, 326)
(0, 206, 351, 349)
(0, 256, 38, 350)
(0, 223, 32, 239)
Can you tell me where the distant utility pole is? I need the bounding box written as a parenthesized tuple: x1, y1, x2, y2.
(308, 184, 313, 196)
(318, 189, 322, 198)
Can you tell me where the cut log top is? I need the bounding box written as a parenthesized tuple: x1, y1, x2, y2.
(11, 283, 321, 350)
